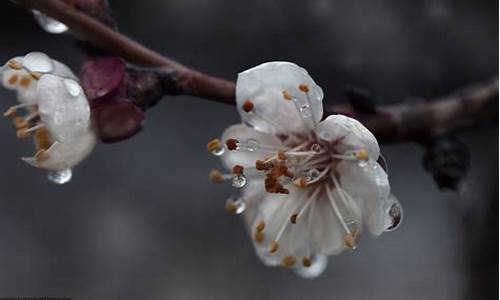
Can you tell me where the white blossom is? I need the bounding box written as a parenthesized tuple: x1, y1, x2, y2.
(1, 52, 95, 181)
(208, 61, 402, 277)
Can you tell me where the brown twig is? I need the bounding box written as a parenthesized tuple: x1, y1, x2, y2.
(14, 0, 236, 105)
(13, 0, 499, 145)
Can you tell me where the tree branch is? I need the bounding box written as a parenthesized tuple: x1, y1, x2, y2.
(14, 0, 236, 105)
(329, 78, 498, 143)
(13, 0, 499, 145)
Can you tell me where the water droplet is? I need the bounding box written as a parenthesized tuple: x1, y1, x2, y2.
(63, 79, 82, 96)
(211, 146, 225, 156)
(47, 168, 72, 184)
(245, 138, 259, 152)
(385, 200, 403, 231)
(32, 10, 68, 34)
(225, 196, 246, 214)
(232, 174, 247, 188)
(299, 104, 312, 117)
(310, 143, 321, 153)
(357, 159, 368, 168)
(294, 255, 328, 279)
(305, 168, 320, 181)
(22, 51, 54, 73)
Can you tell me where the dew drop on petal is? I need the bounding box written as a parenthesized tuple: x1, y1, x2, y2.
(225, 196, 246, 215)
(357, 160, 368, 168)
(32, 10, 68, 34)
(47, 168, 72, 184)
(22, 51, 54, 73)
(294, 255, 328, 279)
(63, 79, 82, 96)
(385, 200, 403, 232)
(245, 138, 259, 152)
(232, 174, 247, 188)
(299, 104, 312, 118)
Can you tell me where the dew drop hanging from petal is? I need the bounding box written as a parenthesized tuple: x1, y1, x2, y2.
(32, 10, 69, 34)
(385, 200, 403, 232)
(47, 168, 72, 184)
(294, 255, 328, 279)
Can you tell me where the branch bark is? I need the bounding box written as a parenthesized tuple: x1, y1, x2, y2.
(14, 0, 236, 105)
(13, 0, 499, 145)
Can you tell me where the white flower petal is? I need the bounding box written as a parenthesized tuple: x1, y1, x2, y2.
(236, 61, 324, 135)
(22, 128, 96, 171)
(220, 123, 283, 170)
(310, 193, 352, 255)
(248, 187, 306, 266)
(337, 160, 390, 236)
(22, 52, 54, 73)
(37, 74, 90, 142)
(241, 179, 266, 229)
(316, 114, 380, 160)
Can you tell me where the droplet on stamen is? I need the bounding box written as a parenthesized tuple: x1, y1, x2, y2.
(231, 174, 247, 188)
(207, 138, 225, 156)
(47, 168, 72, 184)
(310, 143, 321, 153)
(225, 196, 246, 214)
(305, 168, 320, 181)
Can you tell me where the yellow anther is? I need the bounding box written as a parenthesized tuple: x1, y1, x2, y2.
(293, 177, 308, 188)
(254, 231, 264, 243)
(8, 75, 19, 86)
(241, 100, 254, 113)
(206, 138, 221, 153)
(7, 60, 22, 70)
(344, 230, 358, 249)
(282, 90, 293, 100)
(19, 76, 31, 88)
(16, 128, 30, 139)
(298, 84, 309, 93)
(225, 138, 238, 151)
(29, 72, 42, 80)
(269, 241, 279, 253)
(225, 202, 238, 214)
(277, 151, 287, 161)
(355, 149, 369, 161)
(302, 257, 312, 267)
(282, 256, 296, 267)
(13, 116, 27, 129)
(3, 107, 17, 118)
(256, 222, 266, 233)
(209, 170, 224, 183)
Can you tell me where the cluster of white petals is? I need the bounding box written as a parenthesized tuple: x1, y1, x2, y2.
(0, 52, 95, 183)
(209, 62, 402, 277)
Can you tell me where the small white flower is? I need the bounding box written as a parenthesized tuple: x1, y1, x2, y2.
(1, 52, 96, 182)
(208, 62, 402, 277)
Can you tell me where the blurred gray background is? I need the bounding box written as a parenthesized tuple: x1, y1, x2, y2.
(0, 0, 497, 299)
